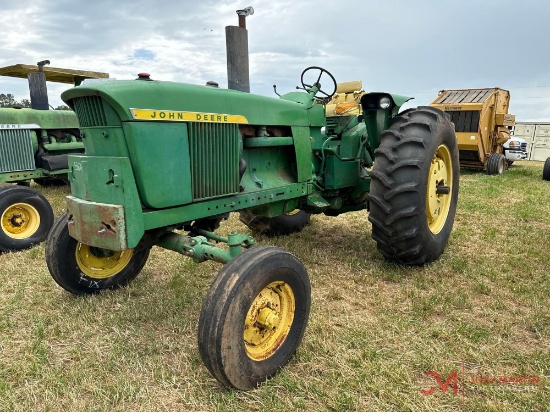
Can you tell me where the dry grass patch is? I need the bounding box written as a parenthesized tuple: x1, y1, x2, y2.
(0, 161, 549, 411)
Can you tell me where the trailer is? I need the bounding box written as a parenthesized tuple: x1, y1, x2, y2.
(513, 122, 550, 162)
(430, 88, 516, 174)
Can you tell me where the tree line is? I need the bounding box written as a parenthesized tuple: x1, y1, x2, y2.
(0, 93, 69, 110)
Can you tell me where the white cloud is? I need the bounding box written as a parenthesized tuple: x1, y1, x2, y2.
(1, 0, 549, 120)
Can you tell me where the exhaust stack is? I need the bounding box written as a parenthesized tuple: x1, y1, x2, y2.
(226, 6, 254, 92)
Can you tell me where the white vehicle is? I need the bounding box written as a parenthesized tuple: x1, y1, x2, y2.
(503, 137, 528, 165)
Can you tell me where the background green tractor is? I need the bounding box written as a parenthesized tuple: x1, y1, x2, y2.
(0, 61, 108, 251)
(45, 66, 459, 390)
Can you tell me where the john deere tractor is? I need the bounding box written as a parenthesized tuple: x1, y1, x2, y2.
(45, 67, 459, 390)
(0, 61, 108, 251)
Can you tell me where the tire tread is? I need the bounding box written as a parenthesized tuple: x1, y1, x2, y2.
(368, 107, 459, 264)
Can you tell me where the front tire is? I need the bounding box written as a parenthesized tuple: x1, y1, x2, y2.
(543, 157, 550, 181)
(239, 210, 311, 236)
(368, 106, 459, 264)
(45, 212, 150, 295)
(0, 186, 54, 252)
(198, 246, 311, 390)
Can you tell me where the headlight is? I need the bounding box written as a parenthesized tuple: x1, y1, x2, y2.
(379, 96, 392, 109)
(509, 141, 518, 149)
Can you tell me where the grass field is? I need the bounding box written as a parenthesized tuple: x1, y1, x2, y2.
(0, 160, 548, 411)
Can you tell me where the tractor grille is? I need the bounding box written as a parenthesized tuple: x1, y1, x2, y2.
(0, 129, 35, 173)
(73, 96, 107, 127)
(188, 123, 240, 200)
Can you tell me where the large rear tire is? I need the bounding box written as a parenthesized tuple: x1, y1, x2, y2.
(239, 209, 311, 236)
(368, 106, 459, 264)
(543, 157, 550, 181)
(198, 246, 311, 390)
(45, 212, 150, 295)
(0, 186, 54, 252)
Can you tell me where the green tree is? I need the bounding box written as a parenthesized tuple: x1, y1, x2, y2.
(0, 93, 16, 107)
(0, 93, 31, 108)
(0, 93, 69, 110)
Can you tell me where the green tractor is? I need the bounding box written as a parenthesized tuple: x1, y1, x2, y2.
(45, 67, 459, 390)
(0, 61, 108, 251)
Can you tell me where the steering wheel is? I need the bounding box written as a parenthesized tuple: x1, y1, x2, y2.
(300, 66, 337, 101)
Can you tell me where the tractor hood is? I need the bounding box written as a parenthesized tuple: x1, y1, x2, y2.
(61, 80, 324, 127)
(0, 108, 79, 129)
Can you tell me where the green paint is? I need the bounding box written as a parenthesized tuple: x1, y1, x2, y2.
(142, 183, 309, 229)
(124, 122, 193, 208)
(67, 155, 144, 249)
(158, 230, 254, 264)
(0, 108, 79, 129)
(60, 75, 412, 261)
(63, 81, 312, 126)
(364, 110, 391, 156)
(243, 136, 293, 147)
(324, 156, 361, 189)
(0, 108, 84, 184)
(292, 126, 315, 183)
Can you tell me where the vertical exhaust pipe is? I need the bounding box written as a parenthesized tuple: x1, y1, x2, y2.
(226, 7, 254, 92)
(28, 60, 50, 110)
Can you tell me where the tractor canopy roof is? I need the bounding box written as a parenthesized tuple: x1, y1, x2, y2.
(0, 64, 109, 85)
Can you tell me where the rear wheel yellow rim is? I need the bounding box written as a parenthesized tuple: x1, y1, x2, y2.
(76, 244, 133, 279)
(285, 209, 300, 216)
(244, 281, 295, 361)
(1, 203, 40, 239)
(426, 144, 453, 234)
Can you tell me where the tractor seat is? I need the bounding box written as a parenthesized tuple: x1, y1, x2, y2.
(326, 81, 366, 116)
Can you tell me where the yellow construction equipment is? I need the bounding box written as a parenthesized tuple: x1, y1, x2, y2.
(430, 88, 515, 174)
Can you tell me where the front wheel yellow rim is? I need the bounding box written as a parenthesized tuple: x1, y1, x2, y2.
(244, 281, 295, 361)
(76, 244, 133, 279)
(1, 203, 41, 239)
(426, 144, 453, 234)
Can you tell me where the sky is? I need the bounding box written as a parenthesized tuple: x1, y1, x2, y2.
(1, 0, 549, 121)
